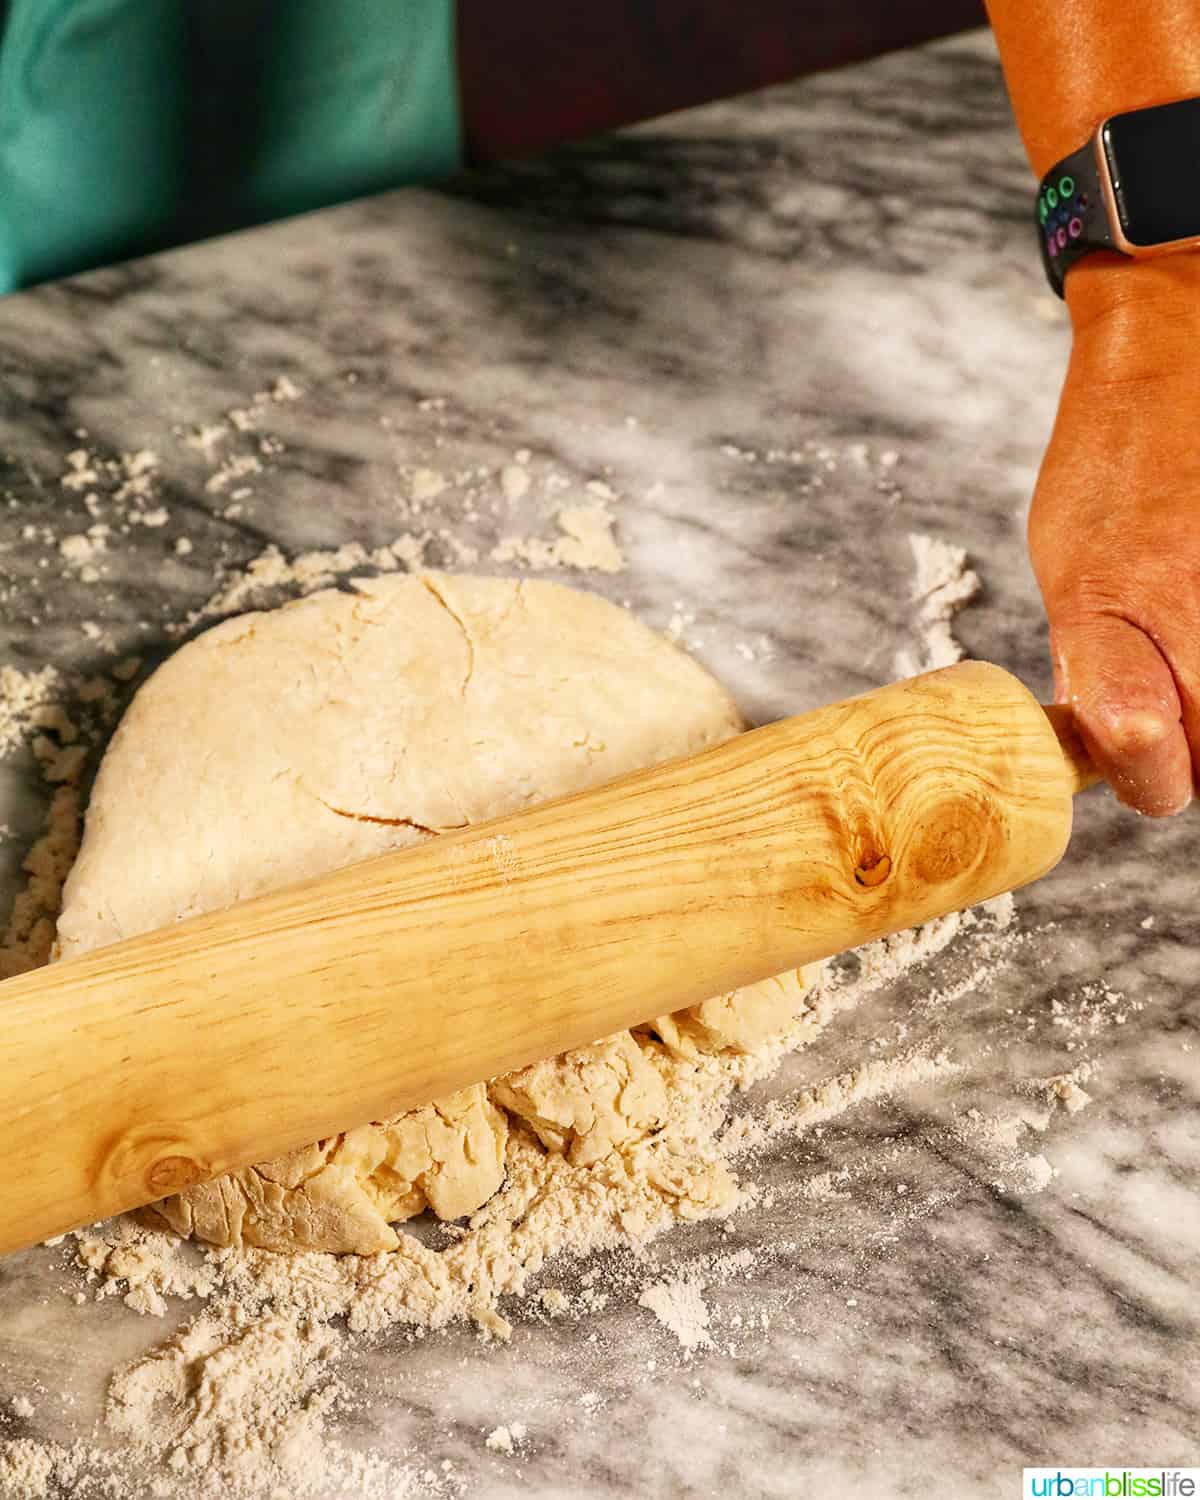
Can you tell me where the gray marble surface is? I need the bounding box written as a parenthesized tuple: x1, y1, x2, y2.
(0, 28, 1197, 1500)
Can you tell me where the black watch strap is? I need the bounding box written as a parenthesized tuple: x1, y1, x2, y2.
(1037, 138, 1117, 297)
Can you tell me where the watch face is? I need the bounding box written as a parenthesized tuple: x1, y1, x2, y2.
(1102, 97, 1200, 247)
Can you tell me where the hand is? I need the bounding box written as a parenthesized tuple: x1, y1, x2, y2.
(1029, 254, 1200, 816)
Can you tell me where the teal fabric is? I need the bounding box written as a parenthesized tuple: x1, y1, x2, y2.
(0, 0, 461, 293)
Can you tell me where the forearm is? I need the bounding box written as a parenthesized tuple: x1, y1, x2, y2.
(987, 0, 1200, 172)
(987, 0, 1200, 316)
(987, 3, 1200, 815)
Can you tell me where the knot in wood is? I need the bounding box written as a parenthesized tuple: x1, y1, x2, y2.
(853, 852, 892, 888)
(145, 1154, 205, 1195)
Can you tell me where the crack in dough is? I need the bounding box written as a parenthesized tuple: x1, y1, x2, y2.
(57, 573, 816, 1253)
(417, 574, 476, 698)
(313, 795, 465, 837)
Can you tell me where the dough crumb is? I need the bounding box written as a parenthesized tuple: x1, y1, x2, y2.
(205, 453, 262, 495)
(499, 463, 530, 502)
(484, 1423, 527, 1455)
(0, 666, 62, 757)
(491, 502, 625, 574)
(58, 533, 100, 569)
(409, 467, 448, 502)
(176, 533, 434, 632)
(270, 375, 303, 402)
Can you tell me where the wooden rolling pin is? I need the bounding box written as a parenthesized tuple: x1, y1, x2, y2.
(0, 660, 1098, 1257)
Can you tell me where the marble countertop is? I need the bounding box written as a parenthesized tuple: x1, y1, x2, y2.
(0, 29, 1196, 1500)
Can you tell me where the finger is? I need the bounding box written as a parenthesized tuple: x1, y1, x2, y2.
(1051, 613, 1194, 817)
(1149, 618, 1200, 799)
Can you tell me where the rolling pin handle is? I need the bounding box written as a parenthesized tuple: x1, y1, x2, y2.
(1042, 703, 1102, 797)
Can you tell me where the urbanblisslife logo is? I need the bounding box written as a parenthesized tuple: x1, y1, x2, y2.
(1024, 1472, 1199, 1498)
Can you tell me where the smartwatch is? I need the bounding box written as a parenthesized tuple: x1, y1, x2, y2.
(1036, 94, 1200, 296)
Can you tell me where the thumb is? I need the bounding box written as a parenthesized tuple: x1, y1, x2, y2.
(1051, 612, 1194, 817)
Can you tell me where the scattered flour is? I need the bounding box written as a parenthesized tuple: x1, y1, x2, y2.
(723, 1048, 961, 1158)
(893, 532, 980, 677)
(74, 1217, 219, 1315)
(0, 1439, 58, 1499)
(638, 1278, 714, 1353)
(101, 1312, 411, 1500)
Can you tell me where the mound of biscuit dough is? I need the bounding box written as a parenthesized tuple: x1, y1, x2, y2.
(57, 573, 818, 1254)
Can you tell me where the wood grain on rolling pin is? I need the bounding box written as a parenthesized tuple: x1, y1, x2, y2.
(0, 660, 1082, 1255)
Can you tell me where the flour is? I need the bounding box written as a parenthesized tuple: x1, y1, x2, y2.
(56, 447, 166, 541)
(74, 1218, 218, 1314)
(0, 787, 79, 979)
(1050, 978, 1143, 1049)
(638, 1278, 714, 1353)
(102, 1311, 402, 1500)
(941, 1107, 1059, 1195)
(58, 533, 103, 574)
(723, 1047, 962, 1158)
(0, 1439, 58, 1499)
(893, 532, 980, 677)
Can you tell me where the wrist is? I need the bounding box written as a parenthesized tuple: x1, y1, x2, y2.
(1065, 250, 1200, 347)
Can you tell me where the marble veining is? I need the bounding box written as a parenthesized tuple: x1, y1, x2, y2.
(0, 29, 1195, 1500)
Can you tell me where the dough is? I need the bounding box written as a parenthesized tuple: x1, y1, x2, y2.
(58, 573, 818, 1253)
